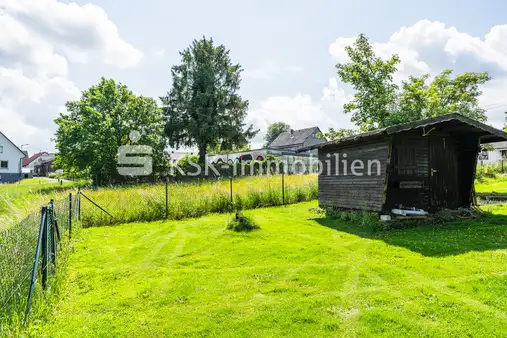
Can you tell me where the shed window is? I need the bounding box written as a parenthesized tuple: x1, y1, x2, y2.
(394, 147, 416, 176)
(0, 161, 8, 169)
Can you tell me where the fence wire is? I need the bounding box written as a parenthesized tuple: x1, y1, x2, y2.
(0, 209, 41, 325)
(0, 193, 77, 332)
(77, 174, 318, 227)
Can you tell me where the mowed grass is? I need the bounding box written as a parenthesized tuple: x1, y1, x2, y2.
(32, 202, 507, 337)
(476, 176, 507, 194)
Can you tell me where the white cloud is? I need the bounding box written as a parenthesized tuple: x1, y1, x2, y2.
(243, 60, 302, 80)
(0, 0, 143, 153)
(246, 86, 354, 148)
(1, 0, 143, 68)
(154, 48, 166, 59)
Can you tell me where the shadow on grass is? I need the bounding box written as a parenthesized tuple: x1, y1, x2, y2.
(313, 214, 507, 257)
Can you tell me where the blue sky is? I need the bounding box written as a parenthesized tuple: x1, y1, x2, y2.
(2, 0, 507, 153)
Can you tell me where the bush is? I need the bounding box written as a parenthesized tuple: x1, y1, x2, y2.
(476, 162, 506, 182)
(227, 211, 259, 232)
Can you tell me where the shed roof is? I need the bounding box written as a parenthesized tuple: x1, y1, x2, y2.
(269, 127, 320, 148)
(491, 141, 507, 150)
(299, 114, 507, 151)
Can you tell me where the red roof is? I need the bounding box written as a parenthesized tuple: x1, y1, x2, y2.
(22, 152, 49, 167)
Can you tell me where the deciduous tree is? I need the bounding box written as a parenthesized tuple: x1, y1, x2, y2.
(336, 33, 400, 131)
(264, 122, 291, 146)
(54, 78, 167, 185)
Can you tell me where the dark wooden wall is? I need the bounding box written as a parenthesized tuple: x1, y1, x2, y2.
(455, 135, 479, 207)
(318, 139, 390, 211)
(385, 130, 478, 211)
(385, 133, 430, 210)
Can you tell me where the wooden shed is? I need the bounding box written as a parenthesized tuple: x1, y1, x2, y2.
(302, 114, 507, 213)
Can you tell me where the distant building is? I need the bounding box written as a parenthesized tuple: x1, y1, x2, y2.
(268, 126, 326, 152)
(479, 141, 507, 164)
(22, 152, 54, 173)
(0, 131, 26, 183)
(206, 126, 327, 174)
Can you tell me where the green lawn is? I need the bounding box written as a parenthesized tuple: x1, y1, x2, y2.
(476, 176, 507, 194)
(31, 202, 507, 337)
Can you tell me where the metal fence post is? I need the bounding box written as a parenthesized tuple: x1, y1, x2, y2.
(49, 200, 57, 270)
(41, 206, 49, 289)
(25, 206, 47, 325)
(282, 172, 285, 207)
(77, 188, 81, 221)
(165, 181, 169, 219)
(69, 193, 72, 238)
(230, 176, 233, 209)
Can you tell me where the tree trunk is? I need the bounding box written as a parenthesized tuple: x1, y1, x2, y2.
(198, 145, 207, 166)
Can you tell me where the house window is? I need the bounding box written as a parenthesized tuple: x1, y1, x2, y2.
(0, 161, 8, 169)
(394, 147, 417, 176)
(0, 146, 3, 153)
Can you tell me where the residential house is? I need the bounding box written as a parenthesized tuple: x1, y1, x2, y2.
(22, 152, 54, 176)
(478, 141, 507, 164)
(268, 126, 326, 152)
(0, 131, 26, 183)
(300, 114, 507, 213)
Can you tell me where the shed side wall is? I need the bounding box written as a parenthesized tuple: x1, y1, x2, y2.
(318, 139, 389, 211)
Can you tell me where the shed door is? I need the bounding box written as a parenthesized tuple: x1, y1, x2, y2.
(429, 136, 459, 211)
(429, 136, 444, 210)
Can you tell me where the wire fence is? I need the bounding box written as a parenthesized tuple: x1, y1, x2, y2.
(77, 174, 318, 227)
(0, 192, 80, 334)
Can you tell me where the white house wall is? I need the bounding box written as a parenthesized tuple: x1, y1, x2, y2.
(0, 133, 24, 182)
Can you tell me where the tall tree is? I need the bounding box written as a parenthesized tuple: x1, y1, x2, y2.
(336, 33, 400, 131)
(394, 70, 491, 123)
(54, 78, 167, 185)
(264, 122, 291, 146)
(162, 37, 258, 163)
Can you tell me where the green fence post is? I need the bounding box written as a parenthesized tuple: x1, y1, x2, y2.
(282, 172, 285, 207)
(69, 193, 72, 239)
(165, 181, 169, 219)
(49, 200, 57, 270)
(25, 206, 47, 325)
(230, 176, 233, 209)
(77, 188, 81, 221)
(41, 206, 49, 289)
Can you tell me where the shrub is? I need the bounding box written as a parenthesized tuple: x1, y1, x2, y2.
(325, 207, 384, 232)
(227, 211, 259, 232)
